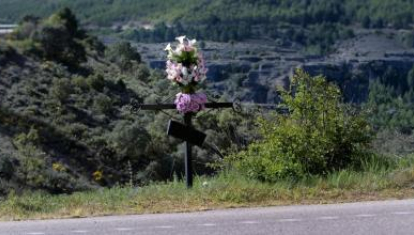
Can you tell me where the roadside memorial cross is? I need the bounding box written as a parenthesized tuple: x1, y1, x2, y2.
(132, 36, 235, 188)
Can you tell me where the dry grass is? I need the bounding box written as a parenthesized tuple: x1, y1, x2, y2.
(2, 163, 414, 221)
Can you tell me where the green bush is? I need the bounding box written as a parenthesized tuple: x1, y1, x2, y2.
(0, 153, 16, 180)
(10, 129, 92, 194)
(109, 121, 150, 159)
(5, 39, 40, 57)
(8, 8, 87, 68)
(0, 43, 18, 65)
(93, 93, 113, 115)
(50, 78, 73, 102)
(105, 41, 141, 72)
(72, 75, 89, 92)
(87, 74, 105, 92)
(229, 69, 374, 181)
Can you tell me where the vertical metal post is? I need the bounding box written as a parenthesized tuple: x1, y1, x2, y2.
(184, 113, 193, 188)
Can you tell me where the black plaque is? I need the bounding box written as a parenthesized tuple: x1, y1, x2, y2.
(167, 119, 206, 147)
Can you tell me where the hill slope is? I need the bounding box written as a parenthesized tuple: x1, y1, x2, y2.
(3, 0, 413, 56)
(0, 0, 413, 28)
(0, 9, 254, 195)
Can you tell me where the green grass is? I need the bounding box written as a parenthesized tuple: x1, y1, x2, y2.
(2, 156, 414, 221)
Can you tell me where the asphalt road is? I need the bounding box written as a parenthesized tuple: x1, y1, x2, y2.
(2, 199, 414, 235)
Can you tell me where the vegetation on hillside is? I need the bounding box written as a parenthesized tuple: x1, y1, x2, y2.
(1, 0, 414, 54)
(0, 9, 256, 195)
(367, 65, 414, 132)
(1, 0, 413, 29)
(363, 64, 414, 156)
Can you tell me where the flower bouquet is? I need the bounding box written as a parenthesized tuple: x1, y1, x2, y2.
(165, 36, 208, 113)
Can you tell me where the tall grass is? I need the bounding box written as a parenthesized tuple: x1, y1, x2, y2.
(2, 155, 414, 221)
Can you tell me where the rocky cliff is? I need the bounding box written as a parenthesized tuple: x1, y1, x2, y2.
(138, 29, 414, 104)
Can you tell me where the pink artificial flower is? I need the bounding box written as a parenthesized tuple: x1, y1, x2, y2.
(183, 45, 195, 52)
(174, 92, 207, 113)
(166, 61, 185, 83)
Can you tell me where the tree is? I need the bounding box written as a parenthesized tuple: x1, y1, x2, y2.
(105, 41, 141, 72)
(47, 7, 80, 37)
(30, 8, 87, 68)
(362, 16, 371, 28)
(37, 25, 86, 68)
(50, 78, 73, 103)
(229, 69, 373, 181)
(10, 15, 40, 40)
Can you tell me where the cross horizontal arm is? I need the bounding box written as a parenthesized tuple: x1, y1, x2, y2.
(135, 104, 176, 110)
(206, 102, 233, 109)
(133, 102, 234, 111)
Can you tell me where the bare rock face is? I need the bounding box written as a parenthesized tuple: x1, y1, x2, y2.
(139, 30, 414, 104)
(206, 63, 233, 82)
(302, 31, 414, 103)
(149, 60, 165, 69)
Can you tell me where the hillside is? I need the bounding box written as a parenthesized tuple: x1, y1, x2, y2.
(0, 1, 413, 47)
(1, 0, 413, 28)
(1, 2, 414, 196)
(0, 9, 254, 195)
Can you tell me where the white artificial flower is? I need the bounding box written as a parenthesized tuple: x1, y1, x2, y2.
(164, 43, 172, 51)
(176, 35, 186, 44)
(189, 39, 197, 46)
(181, 67, 188, 77)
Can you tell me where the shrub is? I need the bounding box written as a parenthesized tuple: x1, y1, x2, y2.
(37, 25, 86, 67)
(134, 64, 150, 82)
(11, 130, 92, 194)
(229, 69, 374, 181)
(50, 78, 73, 102)
(108, 121, 150, 159)
(72, 75, 89, 92)
(105, 41, 141, 72)
(93, 93, 113, 115)
(87, 74, 105, 92)
(10, 8, 87, 68)
(0, 153, 16, 180)
(0, 43, 18, 65)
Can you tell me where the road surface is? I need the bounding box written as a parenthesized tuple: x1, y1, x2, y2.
(1, 199, 414, 235)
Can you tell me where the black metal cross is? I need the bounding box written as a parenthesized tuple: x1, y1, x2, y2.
(133, 102, 234, 188)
